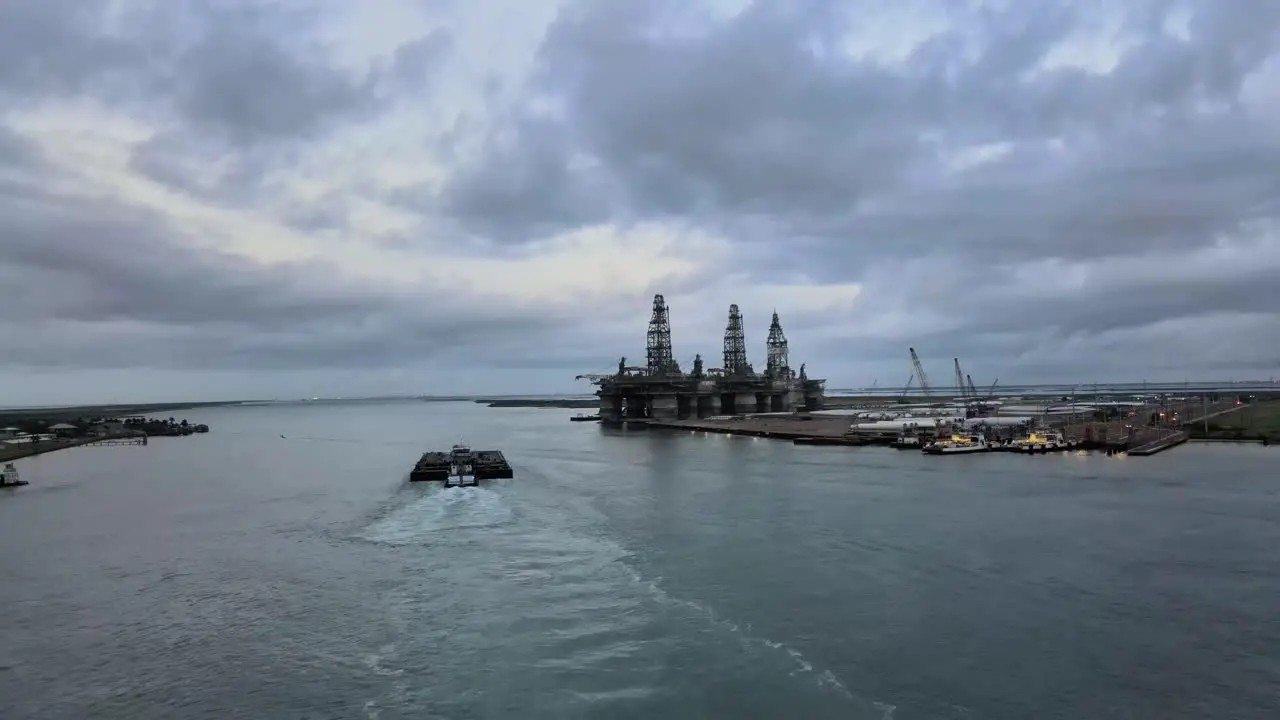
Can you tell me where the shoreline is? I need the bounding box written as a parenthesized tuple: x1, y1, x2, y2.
(0, 400, 240, 422)
(0, 436, 124, 463)
(626, 414, 1266, 456)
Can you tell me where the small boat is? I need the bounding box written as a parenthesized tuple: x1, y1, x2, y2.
(923, 433, 990, 455)
(890, 430, 922, 450)
(1, 462, 27, 487)
(1011, 430, 1068, 454)
(569, 414, 601, 422)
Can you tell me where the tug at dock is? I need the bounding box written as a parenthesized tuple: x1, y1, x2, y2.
(410, 444, 514, 485)
(1, 462, 27, 487)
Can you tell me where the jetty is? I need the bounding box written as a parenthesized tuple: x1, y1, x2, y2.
(410, 446, 514, 483)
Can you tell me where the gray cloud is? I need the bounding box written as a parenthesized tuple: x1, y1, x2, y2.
(0, 0, 139, 97)
(3, 0, 1280, 402)
(161, 13, 382, 145)
(432, 0, 1280, 384)
(0, 157, 560, 375)
(446, 1, 1280, 254)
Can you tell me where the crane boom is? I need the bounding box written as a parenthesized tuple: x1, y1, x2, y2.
(953, 358, 967, 400)
(909, 348, 932, 395)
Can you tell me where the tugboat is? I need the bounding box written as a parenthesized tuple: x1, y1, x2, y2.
(922, 432, 990, 455)
(446, 443, 478, 487)
(0, 462, 27, 487)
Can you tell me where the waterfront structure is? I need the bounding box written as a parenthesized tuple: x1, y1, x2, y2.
(579, 295, 826, 422)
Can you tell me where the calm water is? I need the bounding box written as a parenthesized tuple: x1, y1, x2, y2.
(1, 401, 1278, 719)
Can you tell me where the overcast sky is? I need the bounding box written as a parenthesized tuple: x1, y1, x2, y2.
(2, 0, 1279, 404)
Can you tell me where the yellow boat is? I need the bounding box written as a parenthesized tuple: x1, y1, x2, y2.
(1011, 430, 1067, 453)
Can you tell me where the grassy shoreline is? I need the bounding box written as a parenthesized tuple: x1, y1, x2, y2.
(0, 401, 240, 422)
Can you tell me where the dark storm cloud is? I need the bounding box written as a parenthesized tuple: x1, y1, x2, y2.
(160, 10, 382, 145)
(0, 0, 140, 96)
(429, 0, 1280, 381)
(389, 28, 456, 88)
(4, 0, 1280, 391)
(0, 165, 559, 372)
(442, 0, 1280, 258)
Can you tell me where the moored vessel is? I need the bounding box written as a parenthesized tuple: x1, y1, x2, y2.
(0, 462, 27, 487)
(923, 433, 990, 455)
(1011, 430, 1069, 454)
(890, 430, 922, 450)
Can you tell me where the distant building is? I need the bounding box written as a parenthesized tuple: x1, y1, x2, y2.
(47, 423, 79, 438)
(0, 427, 19, 440)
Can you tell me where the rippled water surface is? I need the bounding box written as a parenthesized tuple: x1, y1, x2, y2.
(2, 400, 1278, 719)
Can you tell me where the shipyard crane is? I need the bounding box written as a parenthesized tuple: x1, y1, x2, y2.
(898, 374, 915, 402)
(953, 358, 968, 400)
(909, 348, 932, 396)
(966, 374, 978, 398)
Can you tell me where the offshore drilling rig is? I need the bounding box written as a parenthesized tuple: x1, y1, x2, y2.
(577, 294, 826, 422)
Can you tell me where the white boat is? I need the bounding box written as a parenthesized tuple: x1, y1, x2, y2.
(1, 462, 26, 487)
(1011, 430, 1068, 453)
(923, 433, 990, 454)
(891, 431, 922, 449)
(446, 443, 477, 487)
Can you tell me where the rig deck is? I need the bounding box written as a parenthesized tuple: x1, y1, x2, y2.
(409, 449, 514, 482)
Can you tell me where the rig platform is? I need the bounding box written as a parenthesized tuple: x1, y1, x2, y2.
(578, 296, 827, 422)
(410, 448, 514, 483)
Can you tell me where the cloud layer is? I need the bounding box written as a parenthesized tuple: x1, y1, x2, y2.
(3, 0, 1279, 403)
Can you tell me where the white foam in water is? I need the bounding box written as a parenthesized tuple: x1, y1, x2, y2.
(359, 487, 512, 545)
(621, 568, 896, 717)
(627, 569, 863, 701)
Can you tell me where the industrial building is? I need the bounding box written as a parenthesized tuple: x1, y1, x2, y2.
(578, 295, 826, 422)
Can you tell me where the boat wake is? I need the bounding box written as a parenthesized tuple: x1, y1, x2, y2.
(357, 486, 513, 545)
(625, 567, 894, 717)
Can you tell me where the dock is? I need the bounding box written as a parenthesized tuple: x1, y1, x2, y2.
(1127, 430, 1188, 456)
(648, 414, 851, 440)
(409, 449, 514, 482)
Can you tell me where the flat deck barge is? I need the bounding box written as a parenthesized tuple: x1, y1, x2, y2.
(410, 449, 514, 482)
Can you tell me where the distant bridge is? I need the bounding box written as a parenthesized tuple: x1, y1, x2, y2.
(835, 381, 1278, 397)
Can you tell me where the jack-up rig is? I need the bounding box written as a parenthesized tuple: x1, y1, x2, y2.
(576, 294, 827, 422)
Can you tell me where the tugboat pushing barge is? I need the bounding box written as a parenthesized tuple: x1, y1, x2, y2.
(409, 443, 514, 485)
(446, 443, 478, 487)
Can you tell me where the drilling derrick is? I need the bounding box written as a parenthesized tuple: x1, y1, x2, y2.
(765, 311, 791, 379)
(645, 294, 680, 376)
(582, 293, 826, 423)
(722, 304, 752, 376)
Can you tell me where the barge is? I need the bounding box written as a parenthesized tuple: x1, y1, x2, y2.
(410, 444, 514, 484)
